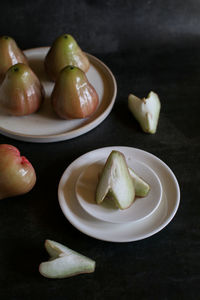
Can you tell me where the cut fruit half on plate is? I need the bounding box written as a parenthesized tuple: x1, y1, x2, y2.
(58, 146, 180, 242)
(75, 158, 162, 224)
(96, 151, 135, 210)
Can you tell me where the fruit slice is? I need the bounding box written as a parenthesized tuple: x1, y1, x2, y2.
(0, 35, 28, 83)
(39, 240, 95, 279)
(128, 168, 150, 197)
(45, 34, 90, 81)
(0, 144, 36, 200)
(96, 151, 135, 210)
(0, 63, 44, 116)
(51, 65, 99, 119)
(128, 91, 161, 134)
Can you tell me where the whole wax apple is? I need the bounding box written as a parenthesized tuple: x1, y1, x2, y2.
(0, 63, 44, 116)
(45, 34, 90, 81)
(0, 35, 28, 83)
(0, 144, 36, 200)
(51, 65, 99, 119)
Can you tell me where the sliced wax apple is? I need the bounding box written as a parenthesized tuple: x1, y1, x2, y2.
(128, 91, 161, 134)
(39, 240, 95, 279)
(96, 151, 135, 210)
(128, 168, 150, 197)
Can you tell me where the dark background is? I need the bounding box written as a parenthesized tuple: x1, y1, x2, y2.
(0, 0, 199, 299)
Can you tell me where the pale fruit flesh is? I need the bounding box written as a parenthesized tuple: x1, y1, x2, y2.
(128, 168, 150, 197)
(128, 91, 161, 134)
(0, 144, 36, 200)
(39, 240, 95, 279)
(96, 151, 135, 210)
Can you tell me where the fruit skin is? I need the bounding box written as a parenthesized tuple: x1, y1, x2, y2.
(0, 35, 28, 83)
(0, 63, 44, 116)
(45, 34, 90, 81)
(128, 91, 161, 134)
(96, 151, 135, 210)
(51, 65, 99, 119)
(0, 144, 36, 200)
(39, 240, 96, 279)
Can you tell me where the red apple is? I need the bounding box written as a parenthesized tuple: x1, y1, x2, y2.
(0, 144, 36, 200)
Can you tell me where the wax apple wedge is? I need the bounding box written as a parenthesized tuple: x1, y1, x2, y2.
(45, 34, 90, 81)
(96, 151, 135, 210)
(39, 240, 95, 279)
(128, 168, 150, 197)
(0, 63, 43, 116)
(0, 144, 36, 200)
(0, 35, 28, 83)
(51, 65, 99, 119)
(128, 91, 161, 134)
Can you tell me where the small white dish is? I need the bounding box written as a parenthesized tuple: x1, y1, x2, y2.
(0, 47, 117, 143)
(58, 146, 180, 242)
(75, 159, 162, 223)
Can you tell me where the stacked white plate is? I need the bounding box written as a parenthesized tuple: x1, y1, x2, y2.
(58, 146, 180, 242)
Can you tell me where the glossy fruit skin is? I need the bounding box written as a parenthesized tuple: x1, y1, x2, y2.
(51, 66, 99, 119)
(0, 63, 44, 116)
(0, 36, 28, 83)
(45, 34, 90, 81)
(0, 144, 36, 200)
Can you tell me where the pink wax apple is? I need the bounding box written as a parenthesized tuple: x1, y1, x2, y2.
(0, 144, 36, 200)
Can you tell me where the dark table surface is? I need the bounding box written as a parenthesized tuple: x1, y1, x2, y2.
(0, 1, 199, 299)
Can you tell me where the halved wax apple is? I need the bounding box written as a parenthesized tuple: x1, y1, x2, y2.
(128, 91, 161, 134)
(39, 240, 95, 279)
(96, 151, 135, 210)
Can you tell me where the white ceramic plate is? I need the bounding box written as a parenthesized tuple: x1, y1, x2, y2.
(58, 146, 180, 242)
(0, 47, 117, 143)
(75, 159, 162, 223)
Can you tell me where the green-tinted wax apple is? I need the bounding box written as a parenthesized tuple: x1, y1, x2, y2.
(0, 36, 28, 83)
(0, 63, 44, 116)
(45, 34, 90, 81)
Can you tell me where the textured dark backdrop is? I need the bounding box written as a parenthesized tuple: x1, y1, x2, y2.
(0, 0, 199, 299)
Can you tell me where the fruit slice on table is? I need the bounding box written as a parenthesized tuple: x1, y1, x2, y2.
(128, 168, 150, 197)
(96, 151, 135, 210)
(45, 34, 90, 81)
(39, 240, 96, 279)
(0, 35, 28, 83)
(0, 144, 36, 200)
(128, 91, 161, 134)
(0, 63, 44, 116)
(51, 65, 99, 119)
